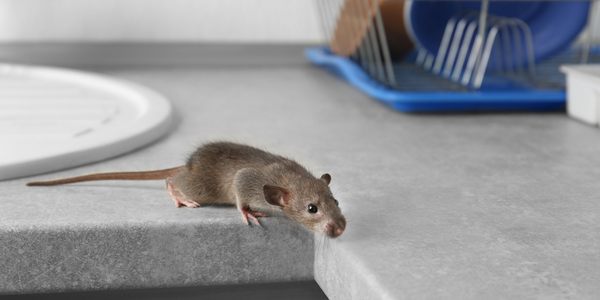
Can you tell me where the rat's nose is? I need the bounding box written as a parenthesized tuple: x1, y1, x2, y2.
(334, 226, 344, 237)
(327, 219, 346, 238)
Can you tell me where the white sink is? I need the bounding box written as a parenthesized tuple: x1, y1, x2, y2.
(0, 64, 173, 181)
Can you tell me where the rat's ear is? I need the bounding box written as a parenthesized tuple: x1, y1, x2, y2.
(320, 173, 331, 185)
(263, 185, 292, 207)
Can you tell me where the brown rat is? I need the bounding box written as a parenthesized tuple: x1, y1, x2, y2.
(26, 141, 346, 238)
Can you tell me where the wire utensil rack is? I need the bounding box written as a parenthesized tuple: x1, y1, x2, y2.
(307, 0, 598, 111)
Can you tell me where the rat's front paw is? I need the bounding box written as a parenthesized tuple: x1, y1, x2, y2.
(238, 206, 269, 226)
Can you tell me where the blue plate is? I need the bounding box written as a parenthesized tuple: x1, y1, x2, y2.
(405, 1, 590, 66)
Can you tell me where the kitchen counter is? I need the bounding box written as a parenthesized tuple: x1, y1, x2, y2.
(1, 44, 600, 299)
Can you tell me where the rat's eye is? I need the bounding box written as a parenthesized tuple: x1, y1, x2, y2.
(334, 199, 339, 206)
(308, 204, 318, 214)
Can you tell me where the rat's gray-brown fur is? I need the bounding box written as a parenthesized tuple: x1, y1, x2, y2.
(27, 141, 347, 238)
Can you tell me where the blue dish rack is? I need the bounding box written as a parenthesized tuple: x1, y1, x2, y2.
(306, 46, 571, 112)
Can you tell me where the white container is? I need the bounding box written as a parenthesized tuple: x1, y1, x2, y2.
(0, 64, 173, 181)
(560, 64, 600, 125)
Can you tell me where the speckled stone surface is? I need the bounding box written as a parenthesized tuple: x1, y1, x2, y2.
(2, 47, 600, 298)
(309, 103, 600, 298)
(1, 216, 312, 294)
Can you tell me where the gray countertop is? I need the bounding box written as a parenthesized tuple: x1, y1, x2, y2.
(2, 44, 600, 299)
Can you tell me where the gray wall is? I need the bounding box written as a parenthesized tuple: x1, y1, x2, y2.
(0, 0, 323, 43)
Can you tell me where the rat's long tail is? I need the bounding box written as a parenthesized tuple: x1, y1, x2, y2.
(26, 166, 185, 186)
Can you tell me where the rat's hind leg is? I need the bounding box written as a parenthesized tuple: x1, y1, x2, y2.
(166, 177, 201, 208)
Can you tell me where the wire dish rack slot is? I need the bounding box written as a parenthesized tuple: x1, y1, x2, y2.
(309, 0, 596, 112)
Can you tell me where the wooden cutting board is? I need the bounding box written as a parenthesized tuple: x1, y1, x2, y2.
(330, 0, 413, 61)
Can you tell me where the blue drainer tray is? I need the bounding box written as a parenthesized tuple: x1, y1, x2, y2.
(305, 46, 567, 112)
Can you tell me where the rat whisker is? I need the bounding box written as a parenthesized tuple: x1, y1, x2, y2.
(333, 182, 349, 196)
